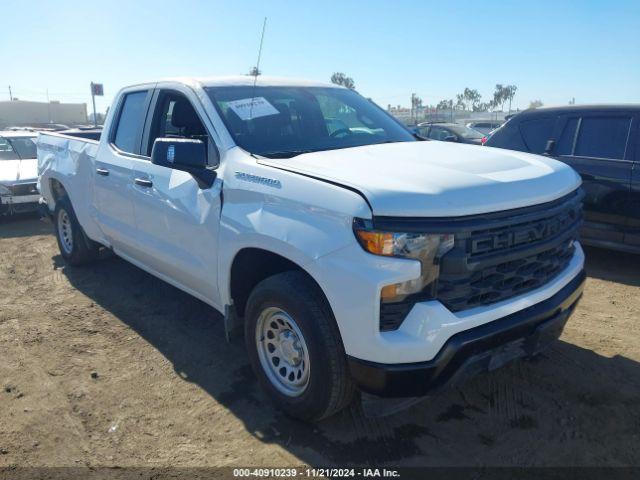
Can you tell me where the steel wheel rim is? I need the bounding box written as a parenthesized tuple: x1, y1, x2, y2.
(58, 209, 73, 255)
(255, 307, 310, 397)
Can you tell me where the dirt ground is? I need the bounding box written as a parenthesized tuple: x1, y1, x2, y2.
(1, 213, 639, 468)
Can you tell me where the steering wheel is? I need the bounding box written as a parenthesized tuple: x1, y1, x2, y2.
(329, 128, 353, 138)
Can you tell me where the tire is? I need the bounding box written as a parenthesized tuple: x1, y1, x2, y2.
(54, 196, 99, 266)
(245, 271, 355, 421)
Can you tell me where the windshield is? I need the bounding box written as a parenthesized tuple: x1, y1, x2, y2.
(0, 136, 37, 160)
(206, 86, 415, 158)
(448, 125, 484, 139)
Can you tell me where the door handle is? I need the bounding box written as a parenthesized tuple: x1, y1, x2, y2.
(96, 168, 110, 176)
(134, 178, 153, 188)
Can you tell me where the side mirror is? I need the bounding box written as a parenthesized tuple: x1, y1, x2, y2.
(443, 135, 458, 142)
(151, 138, 216, 189)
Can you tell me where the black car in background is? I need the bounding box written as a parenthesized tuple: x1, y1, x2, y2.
(485, 105, 640, 253)
(417, 122, 485, 145)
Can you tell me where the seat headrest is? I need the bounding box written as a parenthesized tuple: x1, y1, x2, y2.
(172, 101, 203, 132)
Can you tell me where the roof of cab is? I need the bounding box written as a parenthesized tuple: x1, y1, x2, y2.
(513, 104, 640, 119)
(160, 75, 341, 89)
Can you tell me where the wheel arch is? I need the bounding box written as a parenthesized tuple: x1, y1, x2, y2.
(228, 247, 329, 319)
(49, 177, 68, 208)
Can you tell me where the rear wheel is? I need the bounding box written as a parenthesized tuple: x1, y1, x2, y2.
(245, 271, 354, 421)
(54, 196, 99, 266)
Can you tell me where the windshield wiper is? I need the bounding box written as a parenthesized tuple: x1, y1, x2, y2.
(257, 149, 316, 159)
(256, 140, 413, 159)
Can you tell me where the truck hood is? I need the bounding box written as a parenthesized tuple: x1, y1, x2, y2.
(259, 141, 581, 217)
(0, 158, 38, 184)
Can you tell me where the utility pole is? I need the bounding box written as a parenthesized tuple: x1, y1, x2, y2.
(90, 82, 104, 126)
(410, 93, 416, 124)
(91, 83, 97, 127)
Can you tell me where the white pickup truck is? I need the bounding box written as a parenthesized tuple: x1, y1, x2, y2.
(38, 76, 586, 420)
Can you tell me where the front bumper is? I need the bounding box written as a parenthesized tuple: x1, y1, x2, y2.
(348, 269, 585, 397)
(0, 194, 41, 215)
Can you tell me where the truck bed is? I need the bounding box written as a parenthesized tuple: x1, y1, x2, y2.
(37, 131, 100, 230)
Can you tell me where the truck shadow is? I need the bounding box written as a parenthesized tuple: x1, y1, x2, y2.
(583, 245, 640, 287)
(59, 253, 640, 466)
(0, 212, 51, 239)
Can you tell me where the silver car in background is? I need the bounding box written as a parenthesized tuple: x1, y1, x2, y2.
(466, 120, 504, 135)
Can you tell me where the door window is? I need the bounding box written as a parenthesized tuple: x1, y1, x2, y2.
(113, 91, 149, 154)
(519, 117, 556, 154)
(147, 92, 211, 160)
(574, 116, 631, 160)
(428, 126, 451, 141)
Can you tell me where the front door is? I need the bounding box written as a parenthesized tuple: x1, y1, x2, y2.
(129, 89, 222, 305)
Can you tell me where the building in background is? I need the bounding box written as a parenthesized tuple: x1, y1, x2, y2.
(0, 99, 88, 128)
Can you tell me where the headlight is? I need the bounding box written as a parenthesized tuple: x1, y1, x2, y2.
(353, 218, 454, 303)
(0, 184, 11, 196)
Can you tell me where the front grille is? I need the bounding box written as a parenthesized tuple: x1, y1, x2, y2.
(377, 190, 583, 331)
(9, 182, 38, 196)
(437, 238, 576, 311)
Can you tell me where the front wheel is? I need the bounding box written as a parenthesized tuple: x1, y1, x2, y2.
(54, 196, 99, 266)
(245, 271, 354, 421)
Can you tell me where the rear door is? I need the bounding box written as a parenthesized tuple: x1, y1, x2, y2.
(551, 112, 635, 245)
(128, 85, 223, 305)
(94, 88, 153, 256)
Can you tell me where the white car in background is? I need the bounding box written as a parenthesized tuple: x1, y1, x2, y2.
(0, 131, 40, 215)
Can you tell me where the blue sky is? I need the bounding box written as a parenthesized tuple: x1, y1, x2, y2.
(3, 0, 639, 114)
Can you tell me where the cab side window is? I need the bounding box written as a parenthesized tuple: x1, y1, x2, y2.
(113, 91, 149, 154)
(150, 93, 208, 145)
(147, 92, 215, 164)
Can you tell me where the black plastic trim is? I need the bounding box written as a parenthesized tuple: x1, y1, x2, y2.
(348, 269, 586, 398)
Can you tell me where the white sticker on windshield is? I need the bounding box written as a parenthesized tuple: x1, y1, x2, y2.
(226, 97, 279, 121)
